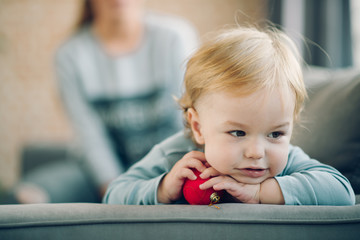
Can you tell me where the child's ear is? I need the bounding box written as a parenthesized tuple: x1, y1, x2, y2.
(187, 108, 205, 145)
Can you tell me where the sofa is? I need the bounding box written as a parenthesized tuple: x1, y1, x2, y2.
(1, 67, 360, 240)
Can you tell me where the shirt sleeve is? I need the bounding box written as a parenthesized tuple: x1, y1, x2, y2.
(103, 144, 169, 205)
(54, 46, 123, 188)
(275, 146, 355, 205)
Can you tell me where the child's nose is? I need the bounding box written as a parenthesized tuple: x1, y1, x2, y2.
(243, 139, 264, 160)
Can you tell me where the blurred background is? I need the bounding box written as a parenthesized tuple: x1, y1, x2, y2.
(0, 0, 359, 193)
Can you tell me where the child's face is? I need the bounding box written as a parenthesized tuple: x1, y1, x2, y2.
(189, 89, 295, 184)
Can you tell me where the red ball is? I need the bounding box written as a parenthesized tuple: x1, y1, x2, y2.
(183, 169, 224, 205)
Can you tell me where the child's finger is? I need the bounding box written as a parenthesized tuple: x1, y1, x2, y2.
(183, 151, 207, 163)
(181, 154, 207, 173)
(199, 176, 224, 190)
(178, 158, 206, 173)
(199, 167, 220, 179)
(180, 168, 197, 181)
(212, 180, 239, 192)
(188, 159, 207, 173)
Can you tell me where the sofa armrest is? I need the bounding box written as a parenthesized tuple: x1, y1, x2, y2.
(1, 200, 360, 240)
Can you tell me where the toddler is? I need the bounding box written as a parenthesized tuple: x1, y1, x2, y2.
(103, 26, 355, 205)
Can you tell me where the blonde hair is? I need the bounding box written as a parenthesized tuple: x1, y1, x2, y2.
(179, 26, 307, 139)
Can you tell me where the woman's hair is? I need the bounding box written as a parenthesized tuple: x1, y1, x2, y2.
(77, 0, 93, 29)
(179, 26, 307, 139)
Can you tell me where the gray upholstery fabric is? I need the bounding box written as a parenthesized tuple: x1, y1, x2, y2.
(292, 71, 360, 193)
(0, 202, 360, 240)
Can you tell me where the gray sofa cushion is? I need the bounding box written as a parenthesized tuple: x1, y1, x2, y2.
(292, 70, 360, 193)
(0, 202, 359, 240)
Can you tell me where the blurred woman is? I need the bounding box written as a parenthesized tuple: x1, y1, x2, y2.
(11, 0, 198, 203)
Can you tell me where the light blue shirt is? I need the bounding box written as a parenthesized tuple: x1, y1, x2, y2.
(103, 131, 355, 205)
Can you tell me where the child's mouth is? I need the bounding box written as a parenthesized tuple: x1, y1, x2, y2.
(239, 168, 267, 178)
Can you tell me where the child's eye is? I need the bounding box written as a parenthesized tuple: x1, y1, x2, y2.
(268, 131, 284, 139)
(229, 130, 246, 137)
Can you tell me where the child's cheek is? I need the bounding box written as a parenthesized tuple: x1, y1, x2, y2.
(203, 146, 217, 168)
(270, 149, 289, 176)
(204, 146, 229, 173)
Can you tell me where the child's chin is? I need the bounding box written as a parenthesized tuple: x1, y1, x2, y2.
(233, 175, 268, 185)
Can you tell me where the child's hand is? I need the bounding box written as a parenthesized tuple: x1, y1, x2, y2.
(157, 151, 207, 204)
(199, 175, 260, 204)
